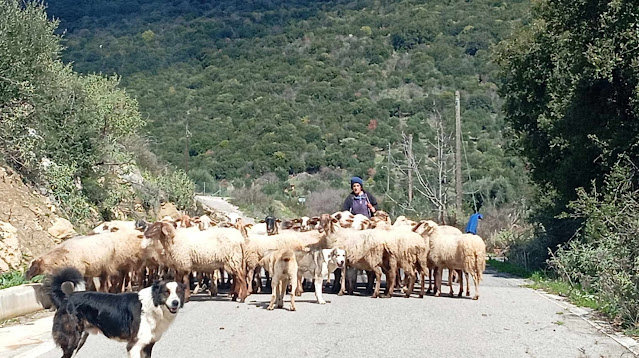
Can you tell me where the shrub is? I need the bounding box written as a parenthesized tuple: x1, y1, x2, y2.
(549, 158, 639, 328)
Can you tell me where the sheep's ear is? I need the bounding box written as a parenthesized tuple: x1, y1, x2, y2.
(110, 227, 119, 232)
(292, 218, 301, 223)
(334, 213, 342, 220)
(245, 224, 253, 229)
(276, 219, 282, 223)
(259, 220, 265, 223)
(161, 223, 175, 239)
(331, 217, 338, 223)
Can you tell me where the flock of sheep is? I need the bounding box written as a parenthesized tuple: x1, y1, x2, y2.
(25, 209, 487, 307)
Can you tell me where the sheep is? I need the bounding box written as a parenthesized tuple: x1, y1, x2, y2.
(227, 212, 241, 224)
(192, 215, 214, 230)
(142, 221, 248, 302)
(318, 214, 395, 298)
(26, 229, 149, 292)
(393, 215, 417, 228)
(416, 220, 485, 299)
(331, 211, 371, 229)
(91, 220, 147, 234)
(244, 225, 325, 294)
(374, 221, 429, 298)
(458, 233, 486, 300)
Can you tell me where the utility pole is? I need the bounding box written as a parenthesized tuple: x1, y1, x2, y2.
(406, 133, 414, 204)
(184, 112, 192, 173)
(387, 142, 391, 193)
(455, 90, 463, 224)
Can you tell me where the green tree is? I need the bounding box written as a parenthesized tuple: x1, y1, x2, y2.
(495, 0, 639, 244)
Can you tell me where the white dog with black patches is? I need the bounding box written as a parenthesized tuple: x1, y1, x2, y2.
(47, 267, 185, 358)
(296, 248, 346, 304)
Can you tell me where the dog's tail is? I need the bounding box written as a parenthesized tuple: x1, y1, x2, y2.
(48, 267, 85, 308)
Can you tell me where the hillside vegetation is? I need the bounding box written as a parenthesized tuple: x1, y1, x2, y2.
(0, 0, 195, 228)
(44, 0, 532, 222)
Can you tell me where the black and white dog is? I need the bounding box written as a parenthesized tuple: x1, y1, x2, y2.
(47, 267, 185, 358)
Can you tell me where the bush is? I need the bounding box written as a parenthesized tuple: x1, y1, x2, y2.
(305, 188, 348, 216)
(0, 270, 44, 290)
(549, 158, 639, 328)
(44, 162, 92, 224)
(140, 169, 195, 212)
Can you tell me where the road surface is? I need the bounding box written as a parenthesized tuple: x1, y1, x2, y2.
(5, 269, 637, 358)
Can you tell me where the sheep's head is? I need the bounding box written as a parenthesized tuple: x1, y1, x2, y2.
(143, 222, 176, 250)
(358, 219, 372, 230)
(264, 216, 280, 235)
(135, 219, 148, 231)
(413, 220, 438, 236)
(374, 210, 391, 224)
(318, 214, 337, 234)
(234, 218, 251, 238)
(25, 258, 44, 280)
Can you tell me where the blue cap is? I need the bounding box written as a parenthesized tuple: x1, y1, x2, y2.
(350, 176, 364, 187)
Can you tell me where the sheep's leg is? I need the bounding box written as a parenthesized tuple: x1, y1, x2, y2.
(434, 267, 442, 297)
(418, 268, 426, 298)
(457, 269, 464, 297)
(372, 266, 383, 298)
(181, 272, 191, 302)
(246, 267, 255, 294)
(427, 267, 433, 294)
(289, 274, 297, 311)
(405, 266, 416, 298)
(254, 267, 263, 293)
(366, 271, 375, 294)
(233, 268, 249, 303)
(448, 269, 455, 296)
(465, 272, 471, 297)
(230, 274, 238, 301)
(295, 276, 303, 296)
(383, 255, 398, 298)
(210, 271, 219, 297)
(472, 271, 480, 300)
(192, 272, 202, 295)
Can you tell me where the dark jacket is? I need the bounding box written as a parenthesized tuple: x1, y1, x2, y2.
(342, 190, 378, 218)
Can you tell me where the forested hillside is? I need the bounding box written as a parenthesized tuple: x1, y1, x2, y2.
(44, 0, 532, 220)
(0, 1, 194, 228)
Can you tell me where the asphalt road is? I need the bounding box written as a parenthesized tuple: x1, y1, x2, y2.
(34, 269, 635, 358)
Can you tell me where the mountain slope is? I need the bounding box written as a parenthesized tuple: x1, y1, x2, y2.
(44, 0, 531, 212)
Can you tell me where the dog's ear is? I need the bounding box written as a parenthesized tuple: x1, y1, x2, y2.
(151, 281, 163, 307)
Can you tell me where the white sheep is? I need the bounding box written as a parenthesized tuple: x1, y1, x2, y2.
(142, 222, 248, 302)
(318, 214, 393, 298)
(417, 220, 485, 299)
(26, 229, 148, 292)
(375, 221, 429, 298)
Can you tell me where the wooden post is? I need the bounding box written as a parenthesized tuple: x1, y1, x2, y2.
(184, 121, 190, 173)
(407, 133, 413, 204)
(387, 142, 391, 193)
(455, 90, 462, 224)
